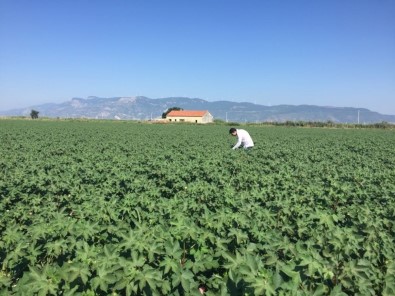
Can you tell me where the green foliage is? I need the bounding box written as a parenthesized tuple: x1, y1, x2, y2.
(0, 120, 394, 295)
(30, 109, 39, 119)
(247, 120, 394, 129)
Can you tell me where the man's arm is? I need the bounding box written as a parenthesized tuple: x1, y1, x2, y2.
(232, 135, 242, 149)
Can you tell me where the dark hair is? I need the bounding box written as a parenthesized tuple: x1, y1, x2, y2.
(229, 128, 236, 134)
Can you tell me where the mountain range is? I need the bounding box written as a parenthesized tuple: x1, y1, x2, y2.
(1, 96, 394, 124)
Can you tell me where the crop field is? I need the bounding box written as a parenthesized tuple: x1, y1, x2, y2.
(0, 119, 394, 295)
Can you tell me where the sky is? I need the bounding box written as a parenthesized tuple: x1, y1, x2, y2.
(0, 0, 394, 114)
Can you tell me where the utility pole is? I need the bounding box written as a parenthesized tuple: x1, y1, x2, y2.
(225, 111, 258, 123)
(358, 110, 360, 124)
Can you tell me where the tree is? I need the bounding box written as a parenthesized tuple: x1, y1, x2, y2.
(30, 110, 39, 119)
(162, 107, 183, 119)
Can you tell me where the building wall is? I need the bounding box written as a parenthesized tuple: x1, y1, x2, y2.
(168, 116, 202, 123)
(168, 112, 213, 124)
(202, 113, 214, 123)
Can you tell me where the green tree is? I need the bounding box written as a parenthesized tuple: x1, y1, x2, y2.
(162, 107, 183, 119)
(30, 110, 39, 119)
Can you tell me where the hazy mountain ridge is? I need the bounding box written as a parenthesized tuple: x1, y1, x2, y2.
(1, 96, 394, 123)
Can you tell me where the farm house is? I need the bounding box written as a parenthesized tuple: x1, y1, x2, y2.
(166, 110, 214, 123)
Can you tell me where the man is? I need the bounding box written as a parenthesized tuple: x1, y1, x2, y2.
(229, 128, 254, 150)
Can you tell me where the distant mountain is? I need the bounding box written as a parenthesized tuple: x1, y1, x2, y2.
(1, 96, 394, 124)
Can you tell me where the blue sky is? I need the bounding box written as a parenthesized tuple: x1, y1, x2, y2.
(1, 0, 394, 114)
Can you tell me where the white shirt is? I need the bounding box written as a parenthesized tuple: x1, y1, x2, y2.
(232, 129, 254, 149)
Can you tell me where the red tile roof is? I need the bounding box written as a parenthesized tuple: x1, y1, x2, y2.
(167, 110, 208, 117)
